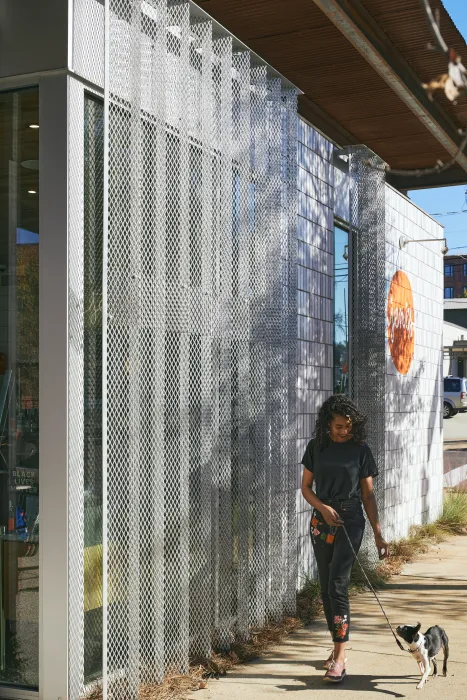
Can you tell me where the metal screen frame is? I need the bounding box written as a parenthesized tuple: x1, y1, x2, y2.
(348, 146, 386, 560)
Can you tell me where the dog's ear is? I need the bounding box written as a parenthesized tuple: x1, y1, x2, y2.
(415, 622, 421, 632)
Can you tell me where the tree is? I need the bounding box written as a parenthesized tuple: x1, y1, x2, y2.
(367, 0, 467, 179)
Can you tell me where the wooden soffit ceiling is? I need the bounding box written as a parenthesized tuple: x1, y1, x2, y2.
(194, 0, 467, 188)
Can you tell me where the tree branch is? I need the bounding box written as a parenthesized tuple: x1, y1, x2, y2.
(363, 0, 467, 178)
(370, 128, 467, 178)
(420, 0, 448, 55)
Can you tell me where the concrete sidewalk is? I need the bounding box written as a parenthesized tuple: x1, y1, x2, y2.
(204, 535, 467, 700)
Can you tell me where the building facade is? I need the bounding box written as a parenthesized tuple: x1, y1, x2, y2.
(444, 298, 467, 331)
(444, 320, 467, 377)
(444, 254, 467, 299)
(0, 1, 451, 699)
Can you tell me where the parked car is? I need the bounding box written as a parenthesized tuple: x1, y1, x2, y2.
(444, 376, 467, 418)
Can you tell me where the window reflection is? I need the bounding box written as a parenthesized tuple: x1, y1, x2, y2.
(0, 87, 39, 689)
(334, 226, 349, 395)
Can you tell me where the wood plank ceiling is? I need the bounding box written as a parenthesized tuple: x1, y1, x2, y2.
(194, 0, 467, 185)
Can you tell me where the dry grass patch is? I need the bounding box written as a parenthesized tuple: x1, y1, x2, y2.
(85, 669, 207, 700)
(296, 575, 323, 624)
(437, 488, 467, 534)
(380, 523, 447, 576)
(203, 617, 303, 674)
(349, 550, 391, 591)
(84, 618, 302, 700)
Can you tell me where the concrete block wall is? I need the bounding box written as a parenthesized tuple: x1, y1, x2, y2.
(295, 123, 444, 586)
(296, 119, 335, 582)
(384, 187, 444, 541)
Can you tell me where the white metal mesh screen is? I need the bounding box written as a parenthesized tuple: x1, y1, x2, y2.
(69, 86, 106, 700)
(69, 78, 86, 700)
(83, 95, 105, 686)
(70, 1, 297, 697)
(73, 0, 105, 88)
(348, 147, 386, 564)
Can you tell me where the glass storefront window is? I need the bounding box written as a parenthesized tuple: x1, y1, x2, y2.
(334, 225, 349, 395)
(0, 87, 39, 688)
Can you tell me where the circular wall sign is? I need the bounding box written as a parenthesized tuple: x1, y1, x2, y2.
(387, 271, 415, 375)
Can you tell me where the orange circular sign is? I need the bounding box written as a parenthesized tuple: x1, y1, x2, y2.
(387, 271, 415, 375)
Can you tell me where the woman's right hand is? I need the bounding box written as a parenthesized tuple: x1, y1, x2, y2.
(320, 505, 344, 527)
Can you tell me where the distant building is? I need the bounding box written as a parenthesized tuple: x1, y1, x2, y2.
(444, 320, 467, 377)
(444, 299, 467, 330)
(444, 255, 467, 299)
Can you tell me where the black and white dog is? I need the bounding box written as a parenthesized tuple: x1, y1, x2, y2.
(396, 623, 449, 689)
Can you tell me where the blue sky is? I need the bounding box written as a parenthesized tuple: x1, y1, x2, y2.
(408, 0, 467, 254)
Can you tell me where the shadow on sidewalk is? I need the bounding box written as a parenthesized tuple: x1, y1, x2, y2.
(385, 581, 467, 590)
(275, 672, 422, 696)
(221, 670, 420, 697)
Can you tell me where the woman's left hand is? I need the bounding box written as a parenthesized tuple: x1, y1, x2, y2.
(375, 535, 390, 559)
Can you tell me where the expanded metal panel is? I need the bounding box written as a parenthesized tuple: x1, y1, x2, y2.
(73, 0, 105, 88)
(232, 50, 251, 642)
(248, 65, 268, 629)
(83, 95, 105, 687)
(68, 1, 297, 696)
(69, 88, 106, 700)
(188, 18, 214, 661)
(266, 77, 284, 622)
(69, 78, 86, 700)
(348, 147, 386, 563)
(212, 32, 234, 652)
(283, 90, 298, 616)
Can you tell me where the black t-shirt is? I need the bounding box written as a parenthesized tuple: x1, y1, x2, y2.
(301, 438, 378, 501)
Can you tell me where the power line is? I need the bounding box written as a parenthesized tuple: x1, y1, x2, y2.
(431, 210, 467, 217)
(430, 188, 467, 217)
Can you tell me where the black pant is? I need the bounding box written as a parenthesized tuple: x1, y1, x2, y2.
(310, 500, 365, 643)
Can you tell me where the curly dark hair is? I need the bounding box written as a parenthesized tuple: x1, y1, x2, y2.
(314, 394, 367, 448)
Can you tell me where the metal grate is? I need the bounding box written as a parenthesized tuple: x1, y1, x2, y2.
(73, 0, 105, 88)
(348, 147, 386, 563)
(83, 95, 105, 686)
(69, 2, 297, 697)
(69, 86, 106, 700)
(104, 0, 298, 692)
(69, 78, 86, 700)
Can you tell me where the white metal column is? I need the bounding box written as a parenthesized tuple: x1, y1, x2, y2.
(39, 73, 69, 700)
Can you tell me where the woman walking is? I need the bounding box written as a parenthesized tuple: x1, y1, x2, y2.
(301, 394, 389, 683)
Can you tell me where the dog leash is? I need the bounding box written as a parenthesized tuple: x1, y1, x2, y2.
(340, 523, 407, 652)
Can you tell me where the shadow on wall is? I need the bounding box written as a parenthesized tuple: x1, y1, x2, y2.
(386, 356, 441, 538)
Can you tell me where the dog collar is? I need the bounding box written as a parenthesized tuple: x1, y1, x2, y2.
(409, 638, 424, 654)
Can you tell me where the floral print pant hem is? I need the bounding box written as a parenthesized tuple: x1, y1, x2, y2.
(333, 614, 349, 640)
(310, 506, 365, 643)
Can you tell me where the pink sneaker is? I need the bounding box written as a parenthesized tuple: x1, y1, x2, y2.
(324, 659, 346, 682)
(323, 651, 347, 669)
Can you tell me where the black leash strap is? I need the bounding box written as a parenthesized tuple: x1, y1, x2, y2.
(341, 524, 406, 652)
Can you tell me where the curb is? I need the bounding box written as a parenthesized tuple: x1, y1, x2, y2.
(444, 463, 467, 488)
